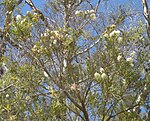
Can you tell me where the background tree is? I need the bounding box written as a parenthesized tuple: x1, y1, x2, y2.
(0, 0, 149, 121)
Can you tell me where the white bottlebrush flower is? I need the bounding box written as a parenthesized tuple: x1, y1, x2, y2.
(117, 55, 122, 61)
(94, 72, 101, 79)
(21, 18, 26, 24)
(26, 11, 31, 16)
(89, 9, 95, 14)
(75, 10, 84, 16)
(75, 10, 80, 15)
(2, 63, 8, 73)
(25, 96, 31, 101)
(122, 78, 126, 85)
(44, 32, 48, 37)
(117, 37, 123, 43)
(44, 71, 49, 78)
(100, 67, 104, 73)
(16, 15, 22, 21)
(6, 94, 9, 98)
(32, 45, 38, 52)
(70, 83, 78, 91)
(127, 110, 131, 113)
(136, 95, 141, 103)
(126, 57, 133, 63)
(103, 33, 109, 38)
(130, 51, 136, 57)
(63, 59, 67, 68)
(85, 10, 89, 14)
(101, 73, 107, 79)
(109, 30, 120, 37)
(90, 13, 96, 20)
(51, 30, 59, 38)
(53, 39, 57, 45)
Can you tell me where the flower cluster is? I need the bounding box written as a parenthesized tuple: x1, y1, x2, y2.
(109, 30, 121, 37)
(75, 9, 96, 20)
(94, 67, 107, 82)
(117, 55, 122, 62)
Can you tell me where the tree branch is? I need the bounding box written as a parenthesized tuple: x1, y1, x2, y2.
(141, 0, 150, 39)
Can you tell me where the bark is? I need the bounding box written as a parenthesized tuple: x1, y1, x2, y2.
(141, 0, 150, 39)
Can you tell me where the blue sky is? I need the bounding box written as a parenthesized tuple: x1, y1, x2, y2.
(22, 0, 143, 12)
(22, 0, 44, 14)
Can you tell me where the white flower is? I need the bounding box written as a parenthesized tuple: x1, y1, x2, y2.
(63, 59, 67, 68)
(53, 39, 57, 45)
(101, 73, 107, 79)
(26, 11, 31, 16)
(2, 63, 8, 73)
(44, 71, 49, 78)
(6, 94, 9, 98)
(94, 72, 101, 79)
(136, 95, 141, 103)
(70, 83, 78, 91)
(45, 29, 50, 33)
(75, 10, 80, 15)
(117, 55, 122, 61)
(90, 13, 96, 20)
(109, 30, 120, 37)
(89, 10, 95, 14)
(118, 37, 123, 43)
(75, 10, 84, 16)
(122, 79, 126, 85)
(130, 51, 136, 57)
(126, 57, 133, 63)
(103, 33, 109, 38)
(51, 30, 59, 37)
(127, 110, 131, 113)
(25, 96, 31, 100)
(21, 18, 26, 24)
(16, 15, 22, 21)
(85, 9, 95, 14)
(44, 32, 48, 37)
(100, 67, 104, 73)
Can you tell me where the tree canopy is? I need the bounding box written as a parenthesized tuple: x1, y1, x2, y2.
(0, 0, 150, 121)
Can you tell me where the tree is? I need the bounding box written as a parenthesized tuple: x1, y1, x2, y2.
(0, 0, 149, 120)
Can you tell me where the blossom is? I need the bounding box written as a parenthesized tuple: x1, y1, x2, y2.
(90, 13, 96, 20)
(75, 10, 84, 16)
(109, 30, 120, 37)
(70, 83, 78, 91)
(32, 45, 38, 52)
(21, 18, 26, 24)
(101, 73, 107, 79)
(25, 96, 31, 100)
(53, 39, 57, 45)
(44, 32, 48, 37)
(130, 51, 136, 57)
(136, 95, 141, 103)
(122, 79, 126, 85)
(16, 15, 22, 21)
(117, 37, 123, 43)
(63, 59, 67, 68)
(126, 57, 133, 63)
(6, 94, 9, 98)
(110, 24, 116, 29)
(89, 9, 95, 14)
(117, 55, 122, 61)
(51, 30, 59, 38)
(103, 33, 109, 38)
(100, 67, 104, 73)
(44, 71, 49, 78)
(94, 72, 101, 79)
(26, 11, 31, 16)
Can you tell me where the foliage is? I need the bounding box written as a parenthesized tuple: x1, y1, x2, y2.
(0, 0, 149, 121)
